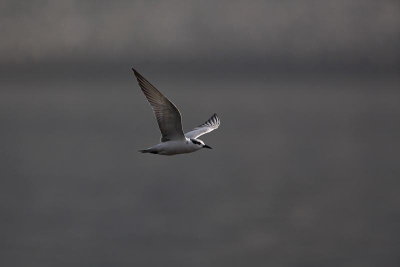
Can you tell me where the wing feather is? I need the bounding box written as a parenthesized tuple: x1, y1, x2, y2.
(185, 113, 220, 139)
(132, 68, 185, 141)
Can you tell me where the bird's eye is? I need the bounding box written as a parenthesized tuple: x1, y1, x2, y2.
(191, 139, 202, 145)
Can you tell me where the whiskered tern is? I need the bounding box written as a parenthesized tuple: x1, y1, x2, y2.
(132, 68, 220, 155)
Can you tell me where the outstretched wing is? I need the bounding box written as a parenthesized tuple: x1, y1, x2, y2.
(185, 113, 220, 139)
(132, 68, 185, 142)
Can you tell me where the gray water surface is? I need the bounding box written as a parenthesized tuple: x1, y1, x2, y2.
(1, 77, 399, 266)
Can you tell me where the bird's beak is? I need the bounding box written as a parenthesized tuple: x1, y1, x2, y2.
(203, 144, 212, 149)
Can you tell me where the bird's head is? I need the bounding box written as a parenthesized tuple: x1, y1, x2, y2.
(190, 138, 212, 149)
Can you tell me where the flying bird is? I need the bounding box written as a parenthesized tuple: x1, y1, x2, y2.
(132, 68, 220, 155)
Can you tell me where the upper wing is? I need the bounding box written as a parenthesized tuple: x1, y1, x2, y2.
(132, 68, 185, 142)
(185, 113, 220, 139)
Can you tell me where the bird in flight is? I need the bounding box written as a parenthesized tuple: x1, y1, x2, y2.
(132, 68, 220, 155)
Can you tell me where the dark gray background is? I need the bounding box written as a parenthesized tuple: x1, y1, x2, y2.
(1, 1, 399, 266)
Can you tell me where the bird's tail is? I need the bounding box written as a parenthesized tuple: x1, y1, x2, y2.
(138, 149, 158, 154)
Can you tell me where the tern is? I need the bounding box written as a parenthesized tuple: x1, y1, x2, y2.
(132, 68, 221, 155)
(132, 68, 220, 155)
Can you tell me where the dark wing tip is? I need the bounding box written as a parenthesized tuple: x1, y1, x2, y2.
(132, 68, 148, 85)
(212, 113, 220, 126)
(212, 113, 220, 122)
(132, 68, 144, 79)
